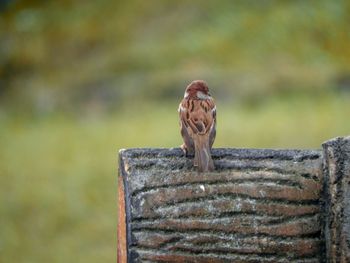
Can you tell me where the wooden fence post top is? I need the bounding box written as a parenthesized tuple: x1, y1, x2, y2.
(119, 147, 322, 159)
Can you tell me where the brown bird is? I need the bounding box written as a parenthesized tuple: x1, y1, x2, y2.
(178, 80, 216, 172)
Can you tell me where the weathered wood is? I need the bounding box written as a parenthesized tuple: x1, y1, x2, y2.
(118, 147, 324, 262)
(322, 136, 350, 263)
(117, 176, 127, 263)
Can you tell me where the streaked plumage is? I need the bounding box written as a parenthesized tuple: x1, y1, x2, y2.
(178, 80, 216, 172)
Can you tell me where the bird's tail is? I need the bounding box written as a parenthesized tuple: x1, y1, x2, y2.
(193, 134, 214, 172)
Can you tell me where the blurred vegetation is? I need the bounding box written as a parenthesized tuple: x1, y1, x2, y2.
(0, 0, 350, 262)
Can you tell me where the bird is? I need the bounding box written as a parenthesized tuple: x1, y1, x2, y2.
(178, 80, 216, 172)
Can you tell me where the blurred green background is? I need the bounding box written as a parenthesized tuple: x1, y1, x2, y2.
(1, 0, 349, 262)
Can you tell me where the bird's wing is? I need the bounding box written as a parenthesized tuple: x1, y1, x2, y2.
(209, 104, 216, 149)
(179, 100, 195, 153)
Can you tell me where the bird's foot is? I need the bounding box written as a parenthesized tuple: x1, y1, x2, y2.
(181, 144, 194, 157)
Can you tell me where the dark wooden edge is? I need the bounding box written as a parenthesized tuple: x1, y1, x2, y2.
(322, 139, 333, 263)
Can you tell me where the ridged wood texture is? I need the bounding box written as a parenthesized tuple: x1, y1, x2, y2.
(119, 148, 324, 263)
(323, 137, 350, 263)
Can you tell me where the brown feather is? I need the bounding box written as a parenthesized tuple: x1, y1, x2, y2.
(179, 81, 216, 172)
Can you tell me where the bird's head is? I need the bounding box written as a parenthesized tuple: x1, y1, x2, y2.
(184, 80, 211, 100)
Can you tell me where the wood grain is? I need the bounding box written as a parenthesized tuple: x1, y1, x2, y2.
(119, 148, 324, 262)
(117, 176, 127, 263)
(323, 137, 350, 263)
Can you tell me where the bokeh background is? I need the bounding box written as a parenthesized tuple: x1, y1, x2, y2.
(1, 0, 349, 262)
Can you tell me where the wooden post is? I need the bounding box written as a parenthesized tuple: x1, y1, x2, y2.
(323, 136, 350, 263)
(117, 136, 350, 262)
(118, 147, 325, 262)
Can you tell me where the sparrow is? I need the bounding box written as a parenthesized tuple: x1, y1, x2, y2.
(178, 80, 216, 172)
